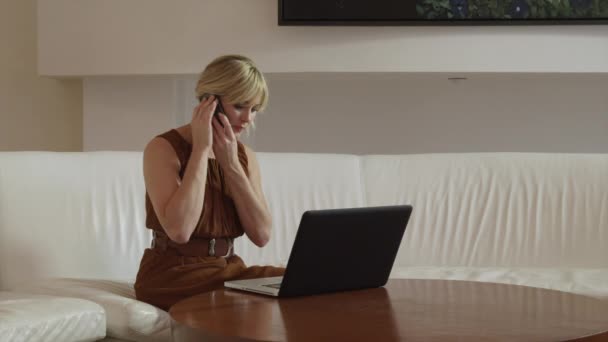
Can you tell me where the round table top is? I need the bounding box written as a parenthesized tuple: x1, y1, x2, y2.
(169, 279, 608, 341)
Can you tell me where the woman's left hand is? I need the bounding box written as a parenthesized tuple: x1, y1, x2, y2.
(212, 114, 242, 174)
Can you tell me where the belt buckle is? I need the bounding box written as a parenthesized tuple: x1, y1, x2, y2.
(208, 238, 216, 257)
(151, 231, 157, 248)
(225, 238, 234, 257)
(208, 238, 234, 257)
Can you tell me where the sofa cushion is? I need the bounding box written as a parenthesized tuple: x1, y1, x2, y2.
(0, 291, 105, 342)
(13, 278, 170, 342)
(240, 153, 365, 266)
(390, 267, 608, 300)
(0, 151, 365, 291)
(0, 152, 151, 291)
(363, 153, 608, 268)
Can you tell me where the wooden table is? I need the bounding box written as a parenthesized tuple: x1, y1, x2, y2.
(169, 279, 608, 341)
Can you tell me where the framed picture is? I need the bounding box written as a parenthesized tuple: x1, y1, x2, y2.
(417, 0, 608, 23)
(279, 0, 608, 25)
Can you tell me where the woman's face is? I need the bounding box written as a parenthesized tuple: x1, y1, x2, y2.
(218, 96, 261, 136)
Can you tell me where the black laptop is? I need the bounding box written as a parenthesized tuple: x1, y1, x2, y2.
(224, 205, 412, 297)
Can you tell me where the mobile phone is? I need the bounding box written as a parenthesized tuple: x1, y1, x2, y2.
(199, 93, 225, 127)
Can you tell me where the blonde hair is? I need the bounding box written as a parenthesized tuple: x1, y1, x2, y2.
(195, 55, 268, 112)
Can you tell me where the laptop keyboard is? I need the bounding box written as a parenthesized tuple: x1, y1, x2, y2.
(263, 283, 282, 289)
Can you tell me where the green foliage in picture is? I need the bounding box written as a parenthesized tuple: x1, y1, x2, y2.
(416, 0, 608, 19)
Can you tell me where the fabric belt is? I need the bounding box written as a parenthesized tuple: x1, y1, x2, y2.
(151, 231, 234, 257)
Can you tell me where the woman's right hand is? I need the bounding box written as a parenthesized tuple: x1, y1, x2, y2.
(191, 95, 217, 153)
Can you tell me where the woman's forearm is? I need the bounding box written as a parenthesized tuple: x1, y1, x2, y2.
(163, 148, 210, 243)
(224, 165, 272, 247)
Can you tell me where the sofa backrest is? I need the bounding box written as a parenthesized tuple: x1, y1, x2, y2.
(0, 152, 149, 290)
(1, 151, 607, 289)
(0, 151, 364, 289)
(235, 153, 365, 266)
(363, 153, 608, 268)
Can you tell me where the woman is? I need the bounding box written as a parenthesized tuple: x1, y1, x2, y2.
(134, 55, 284, 310)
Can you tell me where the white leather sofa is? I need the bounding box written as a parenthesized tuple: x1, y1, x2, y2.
(1, 151, 607, 341)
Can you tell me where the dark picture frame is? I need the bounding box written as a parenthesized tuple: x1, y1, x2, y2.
(278, 0, 608, 25)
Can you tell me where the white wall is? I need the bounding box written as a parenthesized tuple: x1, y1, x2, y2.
(83, 77, 176, 151)
(38, 0, 608, 76)
(39, 0, 608, 153)
(250, 73, 608, 154)
(84, 73, 608, 154)
(1, 0, 82, 151)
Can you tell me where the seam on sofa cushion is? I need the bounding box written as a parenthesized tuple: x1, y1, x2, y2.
(357, 156, 368, 206)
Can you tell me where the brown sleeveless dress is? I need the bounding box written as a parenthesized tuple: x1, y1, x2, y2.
(134, 129, 285, 311)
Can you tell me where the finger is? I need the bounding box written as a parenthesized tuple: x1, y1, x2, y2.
(213, 117, 226, 141)
(193, 96, 209, 118)
(202, 95, 215, 108)
(202, 101, 217, 121)
(205, 96, 216, 108)
(194, 99, 206, 117)
(212, 126, 219, 145)
(212, 124, 225, 149)
(220, 114, 235, 139)
(212, 117, 226, 140)
(196, 95, 213, 116)
(201, 94, 214, 104)
(212, 119, 219, 134)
